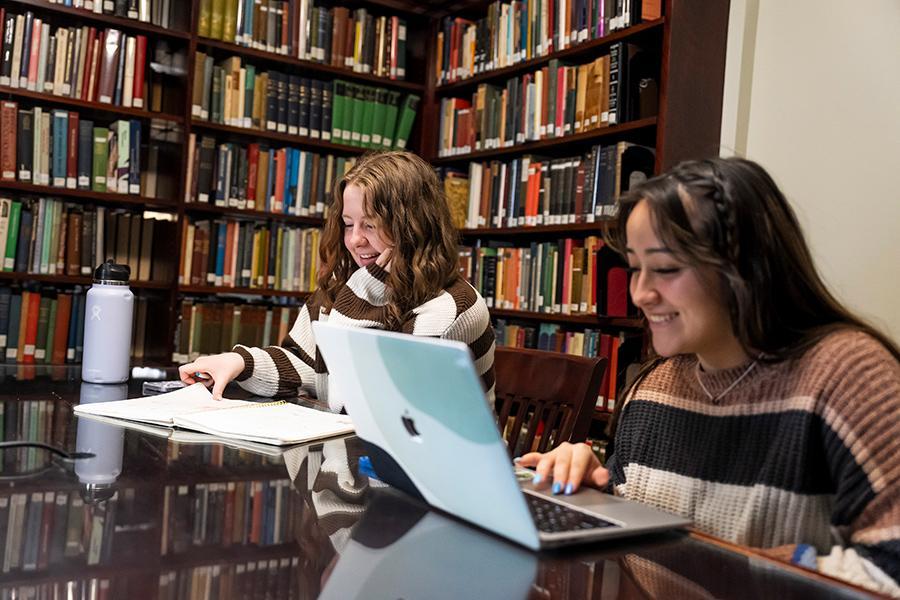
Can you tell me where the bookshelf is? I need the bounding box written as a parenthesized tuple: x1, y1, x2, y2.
(421, 0, 730, 421)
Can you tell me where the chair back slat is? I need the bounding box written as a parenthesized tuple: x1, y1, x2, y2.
(493, 347, 607, 457)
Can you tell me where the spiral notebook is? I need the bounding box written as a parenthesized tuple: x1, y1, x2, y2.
(73, 383, 354, 446)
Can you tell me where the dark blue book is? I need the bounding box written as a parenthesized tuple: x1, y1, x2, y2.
(74, 290, 86, 362)
(0, 286, 11, 354)
(5, 293, 21, 362)
(77, 119, 94, 190)
(13, 206, 33, 273)
(51, 111, 69, 187)
(128, 120, 141, 194)
(215, 220, 226, 285)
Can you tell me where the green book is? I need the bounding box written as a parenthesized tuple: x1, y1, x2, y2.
(349, 84, 366, 147)
(370, 88, 388, 147)
(4, 200, 21, 272)
(393, 94, 420, 150)
(44, 298, 57, 364)
(340, 83, 354, 143)
(381, 91, 400, 148)
(40, 201, 54, 275)
(547, 59, 559, 136)
(197, 0, 213, 37)
(223, 0, 238, 42)
(211, 67, 223, 124)
(243, 65, 256, 128)
(92, 127, 109, 193)
(210, 0, 226, 40)
(331, 81, 346, 141)
(360, 87, 376, 148)
(33, 296, 51, 363)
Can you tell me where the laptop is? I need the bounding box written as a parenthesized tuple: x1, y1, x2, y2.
(312, 321, 690, 550)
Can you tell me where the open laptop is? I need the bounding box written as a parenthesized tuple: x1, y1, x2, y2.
(312, 321, 690, 550)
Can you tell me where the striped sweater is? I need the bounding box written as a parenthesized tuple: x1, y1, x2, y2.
(232, 264, 496, 412)
(607, 330, 900, 595)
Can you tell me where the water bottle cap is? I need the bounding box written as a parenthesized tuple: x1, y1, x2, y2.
(93, 260, 130, 284)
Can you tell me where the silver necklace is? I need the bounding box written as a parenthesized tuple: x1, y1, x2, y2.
(695, 358, 759, 403)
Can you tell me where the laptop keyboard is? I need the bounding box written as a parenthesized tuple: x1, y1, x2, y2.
(525, 493, 617, 533)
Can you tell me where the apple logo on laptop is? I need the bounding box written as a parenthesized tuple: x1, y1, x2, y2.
(402, 411, 423, 442)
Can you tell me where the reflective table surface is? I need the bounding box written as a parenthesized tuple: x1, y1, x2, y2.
(0, 366, 881, 599)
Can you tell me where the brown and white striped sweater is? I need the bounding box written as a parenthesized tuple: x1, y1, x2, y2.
(232, 264, 496, 412)
(608, 330, 900, 595)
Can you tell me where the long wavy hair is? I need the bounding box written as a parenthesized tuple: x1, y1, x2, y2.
(317, 151, 460, 329)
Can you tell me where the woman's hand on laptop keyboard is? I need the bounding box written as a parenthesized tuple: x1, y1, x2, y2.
(516, 442, 609, 496)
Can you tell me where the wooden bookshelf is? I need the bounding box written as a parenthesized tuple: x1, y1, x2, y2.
(189, 119, 367, 156)
(0, 272, 171, 289)
(431, 117, 657, 164)
(183, 203, 325, 226)
(490, 308, 643, 329)
(460, 220, 614, 237)
(0, 85, 185, 124)
(177, 285, 311, 300)
(0, 181, 178, 212)
(197, 37, 425, 93)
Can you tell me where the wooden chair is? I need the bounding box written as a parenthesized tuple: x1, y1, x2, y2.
(492, 347, 607, 457)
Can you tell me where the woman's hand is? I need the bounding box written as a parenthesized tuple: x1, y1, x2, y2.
(516, 442, 610, 496)
(178, 352, 245, 400)
(375, 246, 393, 272)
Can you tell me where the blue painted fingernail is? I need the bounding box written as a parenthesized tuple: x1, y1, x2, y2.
(564, 483, 573, 495)
(532, 474, 542, 485)
(552, 482, 561, 495)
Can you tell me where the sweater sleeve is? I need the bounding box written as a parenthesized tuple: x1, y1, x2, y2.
(232, 293, 327, 400)
(814, 332, 900, 594)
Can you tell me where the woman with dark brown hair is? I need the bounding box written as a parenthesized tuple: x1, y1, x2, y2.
(179, 151, 495, 410)
(518, 157, 900, 594)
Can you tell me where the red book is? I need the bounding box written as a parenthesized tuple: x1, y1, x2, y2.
(80, 28, 97, 100)
(27, 18, 42, 90)
(561, 238, 573, 314)
(37, 492, 54, 569)
(223, 220, 235, 286)
(246, 143, 259, 208)
(66, 112, 79, 188)
(598, 334, 612, 408)
(132, 35, 147, 108)
(0, 101, 17, 181)
(22, 291, 41, 364)
(97, 28, 121, 104)
(389, 16, 399, 78)
(606, 266, 630, 317)
(51, 293, 72, 364)
(556, 65, 566, 134)
(273, 148, 286, 212)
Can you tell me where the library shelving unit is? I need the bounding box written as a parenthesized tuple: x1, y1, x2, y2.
(417, 0, 730, 423)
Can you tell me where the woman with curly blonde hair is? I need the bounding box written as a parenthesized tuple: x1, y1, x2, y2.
(180, 151, 495, 410)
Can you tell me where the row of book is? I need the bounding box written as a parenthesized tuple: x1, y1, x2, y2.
(0, 288, 84, 365)
(166, 436, 286, 469)
(172, 299, 300, 364)
(1, 578, 118, 600)
(185, 137, 355, 217)
(435, 0, 660, 84)
(0, 11, 151, 109)
(459, 237, 636, 316)
(0, 489, 119, 572)
(1, 400, 71, 472)
(452, 142, 654, 230)
(199, 0, 408, 80)
(158, 558, 300, 600)
(44, 0, 182, 29)
(0, 198, 176, 282)
(0, 287, 158, 364)
(0, 103, 170, 198)
(161, 479, 296, 555)
(438, 43, 654, 156)
(494, 320, 641, 411)
(191, 54, 420, 148)
(179, 219, 320, 292)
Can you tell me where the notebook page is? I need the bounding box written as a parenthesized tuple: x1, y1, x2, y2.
(73, 382, 251, 426)
(172, 402, 354, 445)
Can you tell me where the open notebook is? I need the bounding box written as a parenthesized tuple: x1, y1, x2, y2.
(73, 383, 354, 446)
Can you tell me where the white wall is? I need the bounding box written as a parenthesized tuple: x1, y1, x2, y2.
(721, 0, 900, 343)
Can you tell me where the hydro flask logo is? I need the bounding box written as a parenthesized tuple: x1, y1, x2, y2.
(91, 306, 102, 321)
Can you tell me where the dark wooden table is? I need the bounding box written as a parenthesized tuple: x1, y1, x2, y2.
(0, 365, 882, 599)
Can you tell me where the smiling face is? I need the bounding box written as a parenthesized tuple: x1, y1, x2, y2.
(625, 200, 748, 370)
(342, 184, 392, 268)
